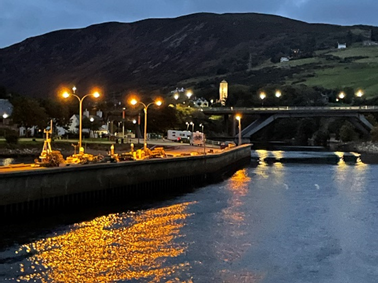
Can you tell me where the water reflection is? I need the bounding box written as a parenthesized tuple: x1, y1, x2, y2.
(14, 202, 193, 282)
(214, 169, 264, 282)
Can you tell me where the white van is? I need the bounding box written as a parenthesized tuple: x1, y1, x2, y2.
(167, 130, 191, 142)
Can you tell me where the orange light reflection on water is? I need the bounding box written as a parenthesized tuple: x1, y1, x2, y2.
(15, 202, 194, 283)
(216, 169, 264, 282)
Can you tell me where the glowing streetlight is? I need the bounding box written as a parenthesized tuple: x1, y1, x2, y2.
(186, 90, 193, 99)
(199, 123, 204, 133)
(186, 122, 190, 130)
(189, 121, 194, 132)
(339, 92, 345, 99)
(129, 98, 162, 151)
(62, 86, 100, 152)
(174, 93, 179, 100)
(236, 114, 242, 146)
(2, 113, 8, 125)
(259, 92, 266, 106)
(356, 89, 364, 98)
(275, 90, 282, 98)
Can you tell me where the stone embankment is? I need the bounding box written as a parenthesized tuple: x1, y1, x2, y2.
(339, 141, 378, 164)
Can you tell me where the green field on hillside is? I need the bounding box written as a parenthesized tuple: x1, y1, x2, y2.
(284, 46, 378, 98)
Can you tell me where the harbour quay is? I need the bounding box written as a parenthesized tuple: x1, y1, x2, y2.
(0, 145, 251, 219)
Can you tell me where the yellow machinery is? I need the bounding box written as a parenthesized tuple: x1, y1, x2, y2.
(35, 120, 65, 167)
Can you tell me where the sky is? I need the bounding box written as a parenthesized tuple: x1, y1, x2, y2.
(1, 0, 378, 48)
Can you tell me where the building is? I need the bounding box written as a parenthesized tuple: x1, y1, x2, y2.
(219, 80, 228, 106)
(280, 57, 290, 63)
(337, 43, 347, 49)
(193, 98, 209, 108)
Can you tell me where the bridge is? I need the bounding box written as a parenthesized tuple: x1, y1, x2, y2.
(201, 106, 378, 141)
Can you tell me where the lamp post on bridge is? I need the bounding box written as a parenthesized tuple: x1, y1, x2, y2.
(259, 92, 266, 106)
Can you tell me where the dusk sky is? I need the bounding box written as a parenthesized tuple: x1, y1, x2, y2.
(1, 0, 377, 48)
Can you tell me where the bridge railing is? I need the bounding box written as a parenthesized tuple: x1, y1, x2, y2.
(202, 105, 378, 113)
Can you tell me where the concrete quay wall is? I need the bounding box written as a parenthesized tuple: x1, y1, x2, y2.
(0, 145, 251, 217)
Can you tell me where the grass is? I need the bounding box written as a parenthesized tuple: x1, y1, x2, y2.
(283, 45, 378, 97)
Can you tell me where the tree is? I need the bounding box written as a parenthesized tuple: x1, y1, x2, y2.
(11, 97, 49, 132)
(371, 126, 378, 142)
(339, 122, 358, 142)
(295, 118, 316, 145)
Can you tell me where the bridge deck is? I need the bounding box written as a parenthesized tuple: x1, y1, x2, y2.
(202, 106, 378, 115)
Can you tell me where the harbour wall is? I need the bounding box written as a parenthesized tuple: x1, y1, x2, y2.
(0, 145, 251, 218)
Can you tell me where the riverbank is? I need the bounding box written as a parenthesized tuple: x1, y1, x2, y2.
(336, 141, 378, 163)
(0, 145, 251, 219)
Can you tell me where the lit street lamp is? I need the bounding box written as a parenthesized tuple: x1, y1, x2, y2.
(236, 114, 242, 146)
(199, 123, 206, 154)
(356, 89, 364, 98)
(275, 90, 282, 98)
(186, 90, 193, 99)
(174, 93, 179, 100)
(130, 98, 162, 151)
(2, 113, 8, 124)
(259, 92, 266, 106)
(186, 122, 190, 130)
(337, 91, 345, 102)
(199, 123, 204, 133)
(62, 86, 100, 152)
(190, 121, 194, 132)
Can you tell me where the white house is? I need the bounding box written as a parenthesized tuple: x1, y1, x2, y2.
(193, 98, 209, 108)
(68, 114, 80, 134)
(338, 43, 347, 49)
(280, 57, 290, 62)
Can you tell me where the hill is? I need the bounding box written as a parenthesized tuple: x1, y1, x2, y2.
(0, 12, 377, 99)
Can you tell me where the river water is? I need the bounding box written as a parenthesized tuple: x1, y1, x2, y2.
(1, 151, 378, 282)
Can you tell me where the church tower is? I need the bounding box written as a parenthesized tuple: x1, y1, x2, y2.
(219, 80, 228, 106)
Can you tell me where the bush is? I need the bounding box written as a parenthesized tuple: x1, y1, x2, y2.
(4, 129, 19, 144)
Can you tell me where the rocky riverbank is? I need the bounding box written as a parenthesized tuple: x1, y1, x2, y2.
(337, 141, 378, 164)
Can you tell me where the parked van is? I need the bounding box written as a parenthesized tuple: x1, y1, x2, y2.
(167, 130, 191, 142)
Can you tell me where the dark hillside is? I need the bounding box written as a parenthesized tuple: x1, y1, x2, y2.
(0, 12, 373, 98)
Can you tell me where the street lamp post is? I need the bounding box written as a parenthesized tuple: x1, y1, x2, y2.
(199, 123, 204, 133)
(63, 86, 100, 152)
(190, 122, 194, 132)
(236, 115, 242, 146)
(186, 90, 193, 100)
(122, 107, 126, 139)
(259, 92, 266, 106)
(186, 122, 190, 130)
(2, 113, 8, 124)
(338, 91, 345, 103)
(199, 123, 206, 154)
(130, 98, 162, 151)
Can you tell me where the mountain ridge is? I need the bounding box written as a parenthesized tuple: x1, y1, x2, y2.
(0, 12, 375, 98)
